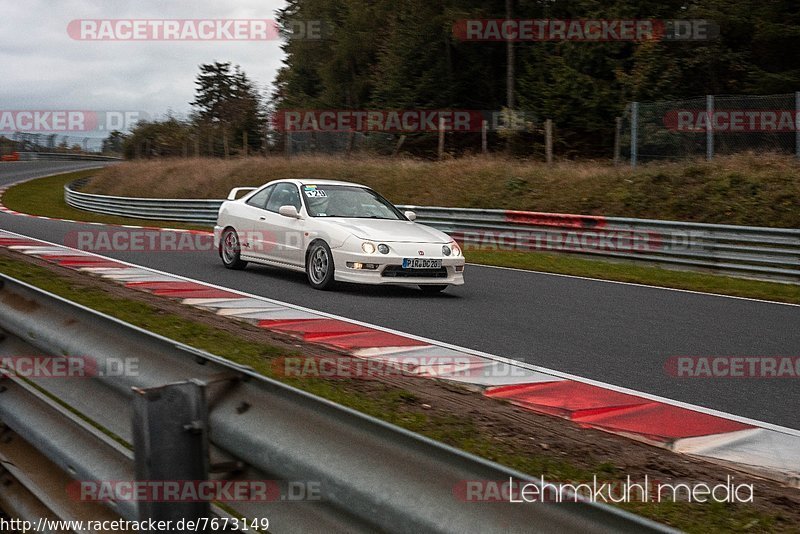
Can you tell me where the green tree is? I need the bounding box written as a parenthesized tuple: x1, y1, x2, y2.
(271, 0, 800, 158)
(192, 61, 265, 154)
(102, 130, 128, 155)
(122, 116, 193, 159)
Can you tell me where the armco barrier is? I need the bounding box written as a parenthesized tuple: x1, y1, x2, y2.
(65, 177, 221, 223)
(63, 179, 800, 282)
(18, 152, 122, 161)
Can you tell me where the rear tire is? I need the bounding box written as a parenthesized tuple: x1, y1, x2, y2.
(306, 241, 336, 290)
(419, 285, 447, 293)
(220, 228, 248, 270)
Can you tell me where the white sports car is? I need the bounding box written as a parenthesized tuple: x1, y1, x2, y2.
(214, 179, 465, 291)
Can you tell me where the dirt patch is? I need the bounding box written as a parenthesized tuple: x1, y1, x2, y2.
(1, 246, 798, 531)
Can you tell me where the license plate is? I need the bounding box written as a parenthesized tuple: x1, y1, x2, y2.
(402, 258, 442, 269)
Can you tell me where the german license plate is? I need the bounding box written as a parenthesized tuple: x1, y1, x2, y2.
(402, 258, 442, 269)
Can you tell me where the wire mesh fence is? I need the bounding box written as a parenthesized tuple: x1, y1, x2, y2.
(620, 92, 800, 165)
(10, 95, 798, 163)
(285, 131, 368, 155)
(124, 121, 550, 160)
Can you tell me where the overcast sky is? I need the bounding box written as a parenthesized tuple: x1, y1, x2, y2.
(0, 0, 287, 130)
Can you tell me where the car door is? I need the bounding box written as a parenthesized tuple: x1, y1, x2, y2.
(253, 182, 305, 267)
(238, 184, 275, 259)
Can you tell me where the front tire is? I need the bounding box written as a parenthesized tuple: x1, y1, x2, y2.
(220, 228, 248, 270)
(419, 285, 447, 293)
(306, 241, 336, 290)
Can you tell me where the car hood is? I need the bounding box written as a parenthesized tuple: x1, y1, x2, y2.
(324, 219, 451, 243)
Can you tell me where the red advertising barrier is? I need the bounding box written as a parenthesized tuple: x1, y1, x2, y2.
(504, 210, 607, 229)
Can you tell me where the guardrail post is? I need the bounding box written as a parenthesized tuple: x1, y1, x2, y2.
(133, 380, 210, 526)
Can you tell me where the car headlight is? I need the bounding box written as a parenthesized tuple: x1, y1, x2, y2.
(377, 244, 390, 254)
(442, 245, 452, 256)
(450, 242, 461, 256)
(361, 242, 376, 254)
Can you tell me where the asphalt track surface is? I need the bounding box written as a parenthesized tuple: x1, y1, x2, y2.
(2, 162, 799, 429)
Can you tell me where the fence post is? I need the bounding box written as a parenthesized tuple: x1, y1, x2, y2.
(194, 136, 200, 158)
(630, 102, 638, 167)
(133, 381, 210, 524)
(392, 135, 406, 157)
(481, 120, 488, 154)
(706, 94, 714, 161)
(796, 91, 799, 159)
(613, 116, 622, 165)
(285, 132, 292, 158)
(243, 131, 248, 157)
(438, 117, 445, 159)
(544, 119, 553, 163)
(305, 116, 318, 153)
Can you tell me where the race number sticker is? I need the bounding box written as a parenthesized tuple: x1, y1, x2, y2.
(303, 186, 327, 198)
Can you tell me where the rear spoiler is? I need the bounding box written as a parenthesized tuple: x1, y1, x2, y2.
(227, 187, 258, 201)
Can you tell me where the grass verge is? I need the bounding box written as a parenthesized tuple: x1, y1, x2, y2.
(466, 249, 800, 304)
(0, 253, 795, 532)
(1, 170, 209, 231)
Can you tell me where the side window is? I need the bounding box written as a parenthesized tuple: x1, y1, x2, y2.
(245, 185, 275, 210)
(265, 183, 302, 213)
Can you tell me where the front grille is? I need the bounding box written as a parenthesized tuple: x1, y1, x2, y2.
(381, 266, 448, 278)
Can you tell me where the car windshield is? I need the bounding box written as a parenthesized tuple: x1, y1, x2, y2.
(302, 185, 404, 220)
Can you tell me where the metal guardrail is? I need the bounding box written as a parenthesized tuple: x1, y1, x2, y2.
(404, 206, 800, 283)
(16, 152, 122, 162)
(0, 274, 671, 533)
(65, 178, 221, 223)
(63, 179, 800, 282)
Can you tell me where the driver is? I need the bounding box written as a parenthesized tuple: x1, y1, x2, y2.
(324, 191, 358, 217)
(306, 194, 330, 215)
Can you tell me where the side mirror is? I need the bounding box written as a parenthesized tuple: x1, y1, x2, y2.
(279, 205, 302, 219)
(404, 210, 417, 221)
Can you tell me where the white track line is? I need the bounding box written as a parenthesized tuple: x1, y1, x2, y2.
(468, 262, 800, 308)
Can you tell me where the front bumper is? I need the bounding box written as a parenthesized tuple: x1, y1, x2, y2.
(331, 244, 465, 286)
